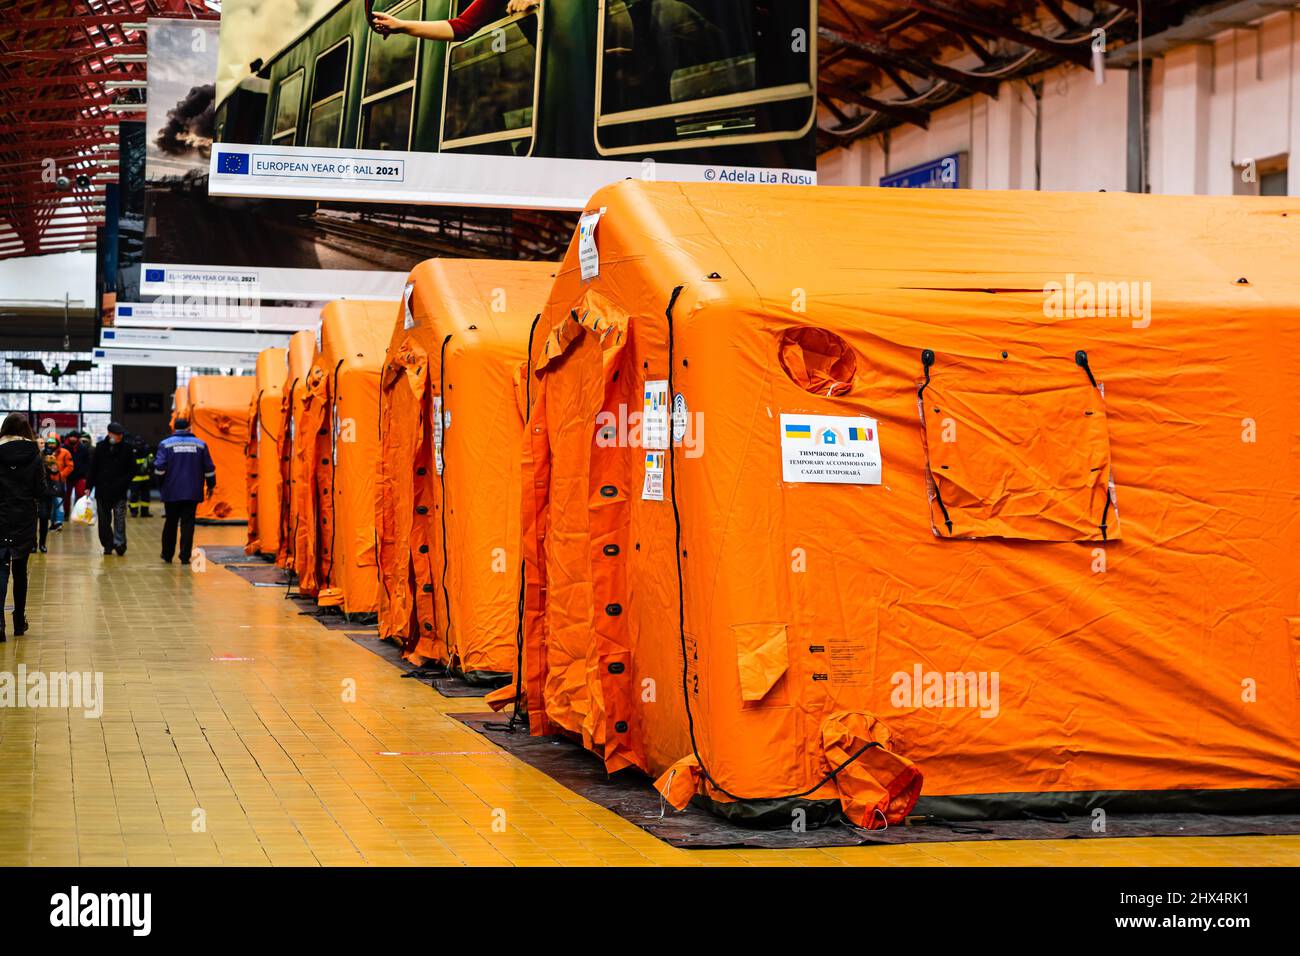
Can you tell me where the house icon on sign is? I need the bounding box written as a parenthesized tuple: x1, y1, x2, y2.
(821, 429, 838, 445)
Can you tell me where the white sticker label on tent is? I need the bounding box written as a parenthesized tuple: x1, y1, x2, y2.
(672, 392, 689, 445)
(403, 282, 416, 330)
(433, 396, 444, 476)
(780, 414, 881, 484)
(578, 207, 605, 281)
(331, 408, 340, 466)
(642, 379, 669, 450)
(642, 451, 665, 501)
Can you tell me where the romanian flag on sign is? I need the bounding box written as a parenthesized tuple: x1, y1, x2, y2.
(848, 426, 873, 441)
(784, 423, 812, 439)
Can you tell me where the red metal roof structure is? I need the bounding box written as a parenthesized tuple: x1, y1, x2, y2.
(0, 0, 216, 261)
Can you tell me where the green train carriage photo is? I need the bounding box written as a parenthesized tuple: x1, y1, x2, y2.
(213, 0, 818, 171)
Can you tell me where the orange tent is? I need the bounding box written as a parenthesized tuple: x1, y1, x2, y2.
(170, 386, 189, 428)
(278, 329, 318, 571)
(245, 348, 287, 556)
(378, 258, 555, 682)
(521, 180, 1300, 829)
(294, 301, 394, 614)
(187, 375, 255, 522)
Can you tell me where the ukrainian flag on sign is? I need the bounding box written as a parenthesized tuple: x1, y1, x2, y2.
(785, 423, 812, 439)
(848, 426, 873, 441)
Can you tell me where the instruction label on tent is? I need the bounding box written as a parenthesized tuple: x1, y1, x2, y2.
(433, 397, 445, 475)
(578, 207, 605, 281)
(402, 282, 416, 330)
(780, 414, 881, 484)
(642, 380, 669, 450)
(642, 451, 665, 501)
(826, 638, 866, 687)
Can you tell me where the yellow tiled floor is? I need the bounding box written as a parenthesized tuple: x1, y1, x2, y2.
(1, 515, 1297, 867)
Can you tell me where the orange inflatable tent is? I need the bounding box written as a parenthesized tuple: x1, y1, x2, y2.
(245, 348, 287, 556)
(187, 375, 255, 522)
(377, 258, 555, 682)
(170, 386, 189, 428)
(521, 180, 1300, 829)
(278, 329, 318, 571)
(293, 301, 394, 614)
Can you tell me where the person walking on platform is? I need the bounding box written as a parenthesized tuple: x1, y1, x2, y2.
(0, 414, 44, 640)
(65, 431, 91, 516)
(88, 422, 136, 556)
(128, 435, 153, 517)
(36, 437, 66, 552)
(154, 417, 216, 565)
(44, 435, 71, 531)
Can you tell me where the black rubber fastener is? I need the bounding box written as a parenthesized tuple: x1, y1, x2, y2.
(416, 467, 426, 476)
(603, 544, 619, 556)
(321, 458, 329, 465)
(424, 622, 432, 631)
(1075, 350, 1098, 387)
(422, 584, 433, 593)
(614, 721, 628, 733)
(599, 485, 617, 498)
(416, 505, 428, 515)
(608, 662, 625, 675)
(605, 603, 622, 616)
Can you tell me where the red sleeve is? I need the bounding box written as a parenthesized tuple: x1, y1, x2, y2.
(447, 0, 508, 40)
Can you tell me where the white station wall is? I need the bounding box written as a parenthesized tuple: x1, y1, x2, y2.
(818, 10, 1299, 197)
(0, 250, 97, 309)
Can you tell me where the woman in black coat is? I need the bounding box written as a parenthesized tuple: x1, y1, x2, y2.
(0, 413, 44, 639)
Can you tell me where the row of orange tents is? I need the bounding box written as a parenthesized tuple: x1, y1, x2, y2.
(235, 180, 1300, 829)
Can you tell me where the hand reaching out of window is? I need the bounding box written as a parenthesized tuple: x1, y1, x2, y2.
(371, 0, 538, 44)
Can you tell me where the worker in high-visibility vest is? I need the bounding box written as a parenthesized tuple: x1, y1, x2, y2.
(128, 436, 153, 518)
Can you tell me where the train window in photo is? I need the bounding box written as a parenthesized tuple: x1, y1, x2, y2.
(439, 2, 542, 155)
(272, 68, 306, 145)
(594, 0, 816, 156)
(360, 0, 421, 150)
(307, 38, 352, 149)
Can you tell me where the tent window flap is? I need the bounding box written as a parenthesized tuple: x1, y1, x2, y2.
(919, 357, 1119, 542)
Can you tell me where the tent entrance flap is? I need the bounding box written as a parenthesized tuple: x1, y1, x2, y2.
(918, 350, 1118, 542)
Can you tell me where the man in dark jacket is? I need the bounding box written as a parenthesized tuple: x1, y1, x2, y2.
(154, 417, 216, 564)
(88, 422, 136, 555)
(65, 432, 92, 517)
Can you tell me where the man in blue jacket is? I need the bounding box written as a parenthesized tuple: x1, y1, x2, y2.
(153, 417, 216, 564)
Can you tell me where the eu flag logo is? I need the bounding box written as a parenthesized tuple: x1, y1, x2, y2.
(145, 268, 165, 282)
(219, 152, 251, 175)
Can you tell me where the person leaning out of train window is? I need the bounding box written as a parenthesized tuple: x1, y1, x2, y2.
(371, 0, 539, 42)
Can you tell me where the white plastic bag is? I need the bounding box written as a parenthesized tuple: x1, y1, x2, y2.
(71, 494, 96, 526)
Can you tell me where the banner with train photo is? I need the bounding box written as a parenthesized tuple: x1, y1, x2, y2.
(208, 0, 818, 207)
